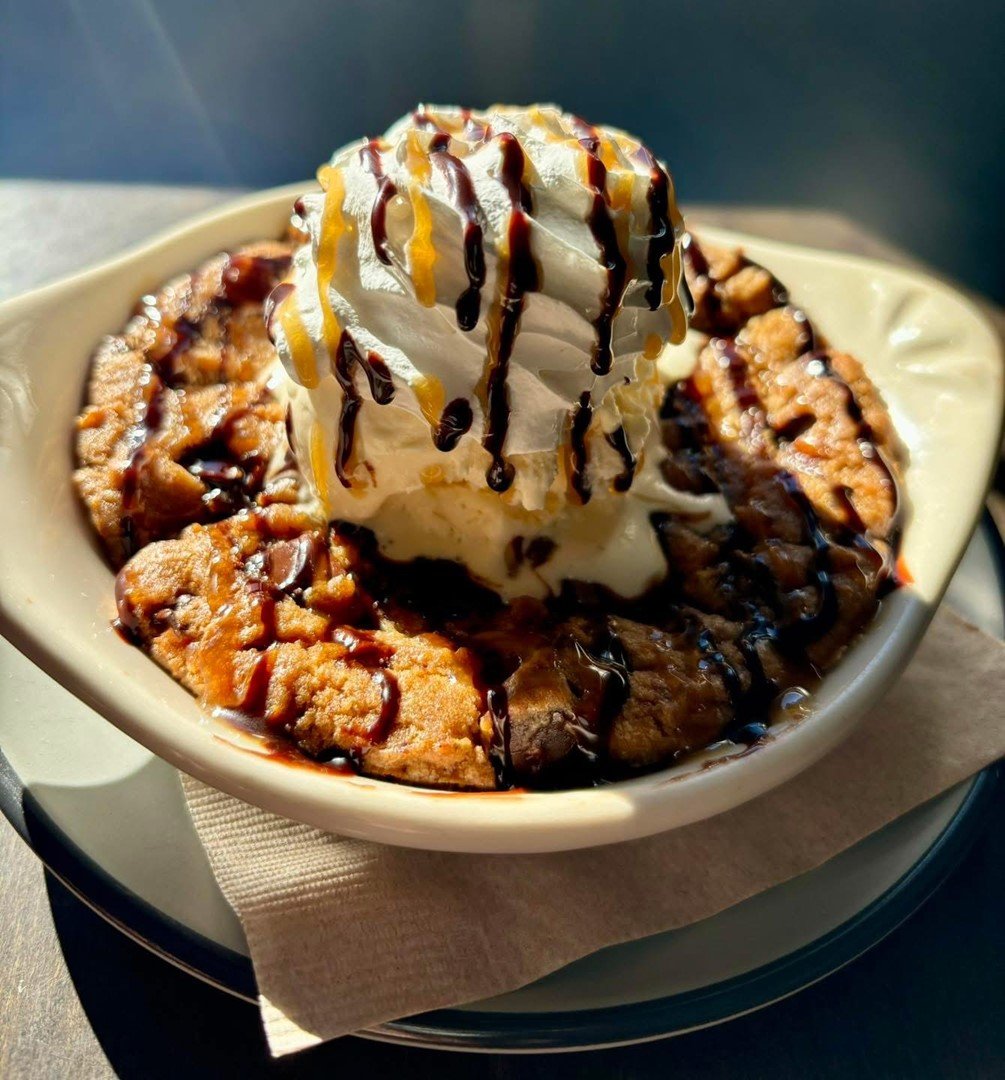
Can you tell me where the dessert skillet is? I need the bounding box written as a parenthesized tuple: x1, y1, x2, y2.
(0, 121, 1001, 850)
(76, 107, 904, 793)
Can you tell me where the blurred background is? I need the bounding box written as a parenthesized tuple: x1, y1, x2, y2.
(2, 0, 1003, 299)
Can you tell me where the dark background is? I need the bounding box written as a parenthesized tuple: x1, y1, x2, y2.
(2, 0, 1003, 299)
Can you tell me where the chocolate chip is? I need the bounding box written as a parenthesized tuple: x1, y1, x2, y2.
(266, 534, 316, 593)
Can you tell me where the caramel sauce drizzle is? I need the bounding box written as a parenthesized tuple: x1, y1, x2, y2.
(407, 181, 438, 307)
(268, 285, 318, 390)
(308, 421, 330, 505)
(316, 165, 349, 356)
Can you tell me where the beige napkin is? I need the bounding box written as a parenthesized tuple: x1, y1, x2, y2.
(182, 606, 1005, 1055)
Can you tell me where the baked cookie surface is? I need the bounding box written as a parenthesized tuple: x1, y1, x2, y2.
(76, 232, 904, 791)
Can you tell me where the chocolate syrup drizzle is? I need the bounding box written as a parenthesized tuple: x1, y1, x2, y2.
(703, 341, 841, 646)
(486, 685, 512, 785)
(571, 630, 632, 765)
(119, 253, 293, 557)
(413, 113, 488, 331)
(803, 349, 902, 539)
(107, 210, 902, 790)
(330, 336, 362, 488)
(372, 669, 401, 742)
(481, 131, 538, 493)
(569, 391, 594, 503)
(120, 373, 167, 557)
(331, 333, 396, 487)
(222, 253, 292, 306)
(237, 534, 403, 745)
(605, 425, 637, 492)
(696, 300, 902, 652)
(569, 116, 628, 377)
(776, 473, 839, 646)
(353, 113, 686, 500)
(690, 612, 774, 743)
(682, 232, 789, 332)
(433, 397, 474, 451)
(360, 139, 398, 265)
(633, 145, 676, 312)
(333, 627, 402, 744)
(701, 259, 901, 568)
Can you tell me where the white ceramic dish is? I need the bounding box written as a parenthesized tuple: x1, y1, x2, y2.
(0, 183, 1001, 853)
(0, 521, 1001, 1051)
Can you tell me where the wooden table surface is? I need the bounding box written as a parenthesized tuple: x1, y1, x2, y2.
(1, 184, 1003, 1079)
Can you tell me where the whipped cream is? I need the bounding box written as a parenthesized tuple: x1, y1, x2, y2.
(269, 104, 727, 598)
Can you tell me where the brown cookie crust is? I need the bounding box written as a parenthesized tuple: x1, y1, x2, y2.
(75, 231, 905, 791)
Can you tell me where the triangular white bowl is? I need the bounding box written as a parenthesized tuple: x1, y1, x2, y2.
(0, 184, 1001, 852)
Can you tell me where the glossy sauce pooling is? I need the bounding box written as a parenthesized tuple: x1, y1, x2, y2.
(482, 132, 538, 493)
(560, 629, 633, 780)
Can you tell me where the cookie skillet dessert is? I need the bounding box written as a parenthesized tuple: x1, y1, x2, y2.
(74, 105, 905, 792)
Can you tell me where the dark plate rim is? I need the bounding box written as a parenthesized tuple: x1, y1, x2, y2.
(1, 511, 1002, 1052)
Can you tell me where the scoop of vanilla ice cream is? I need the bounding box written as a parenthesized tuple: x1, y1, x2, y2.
(269, 104, 727, 598)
